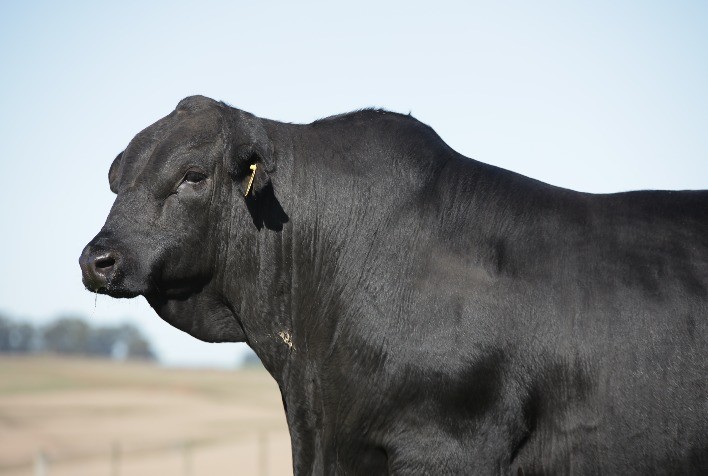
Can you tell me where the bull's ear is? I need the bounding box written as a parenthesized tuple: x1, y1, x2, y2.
(108, 151, 124, 194)
(226, 110, 275, 197)
(231, 144, 274, 197)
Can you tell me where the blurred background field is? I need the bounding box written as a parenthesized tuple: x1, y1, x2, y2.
(0, 356, 292, 476)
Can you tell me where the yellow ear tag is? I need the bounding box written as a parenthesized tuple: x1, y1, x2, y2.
(244, 164, 257, 197)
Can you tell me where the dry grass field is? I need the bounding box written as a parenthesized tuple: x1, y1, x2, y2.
(0, 356, 292, 475)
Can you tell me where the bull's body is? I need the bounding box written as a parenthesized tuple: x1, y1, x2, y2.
(81, 96, 708, 474)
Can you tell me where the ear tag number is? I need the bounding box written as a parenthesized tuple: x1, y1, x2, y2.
(244, 164, 257, 197)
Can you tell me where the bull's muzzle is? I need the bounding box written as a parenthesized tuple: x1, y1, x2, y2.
(79, 244, 121, 293)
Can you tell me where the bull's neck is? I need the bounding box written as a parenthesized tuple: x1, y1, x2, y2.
(219, 121, 299, 385)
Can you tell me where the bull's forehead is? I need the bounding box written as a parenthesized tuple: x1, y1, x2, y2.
(119, 107, 224, 190)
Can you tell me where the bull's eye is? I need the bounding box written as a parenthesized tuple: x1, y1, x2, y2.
(183, 171, 206, 184)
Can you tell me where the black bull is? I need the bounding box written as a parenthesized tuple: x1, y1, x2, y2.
(80, 96, 707, 474)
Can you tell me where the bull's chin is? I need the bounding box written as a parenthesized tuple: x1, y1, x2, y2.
(85, 283, 142, 299)
(103, 288, 141, 298)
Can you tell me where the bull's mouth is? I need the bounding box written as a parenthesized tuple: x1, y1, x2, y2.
(80, 243, 209, 301)
(82, 270, 207, 301)
(82, 276, 142, 299)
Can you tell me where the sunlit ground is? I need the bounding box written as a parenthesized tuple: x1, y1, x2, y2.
(0, 356, 292, 475)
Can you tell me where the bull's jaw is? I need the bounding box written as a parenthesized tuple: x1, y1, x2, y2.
(145, 286, 247, 343)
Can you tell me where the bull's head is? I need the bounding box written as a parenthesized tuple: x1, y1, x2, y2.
(79, 96, 287, 344)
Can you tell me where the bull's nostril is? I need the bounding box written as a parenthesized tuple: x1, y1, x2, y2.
(95, 256, 116, 270)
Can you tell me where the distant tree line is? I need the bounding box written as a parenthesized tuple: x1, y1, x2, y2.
(0, 314, 155, 360)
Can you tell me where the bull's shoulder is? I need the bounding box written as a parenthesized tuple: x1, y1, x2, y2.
(311, 109, 445, 145)
(307, 108, 457, 173)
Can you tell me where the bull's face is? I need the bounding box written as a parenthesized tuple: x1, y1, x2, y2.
(79, 96, 277, 342)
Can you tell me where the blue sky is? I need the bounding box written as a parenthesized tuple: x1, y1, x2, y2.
(1, 1, 706, 367)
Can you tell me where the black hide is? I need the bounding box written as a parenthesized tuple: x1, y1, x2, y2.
(80, 96, 708, 475)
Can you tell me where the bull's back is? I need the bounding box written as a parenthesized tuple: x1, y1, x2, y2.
(502, 187, 708, 473)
